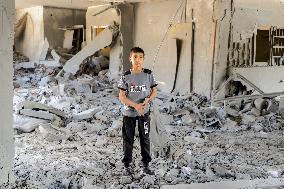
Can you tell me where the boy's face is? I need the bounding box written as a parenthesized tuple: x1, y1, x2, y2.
(129, 52, 144, 69)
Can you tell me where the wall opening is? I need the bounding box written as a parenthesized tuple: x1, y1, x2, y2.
(255, 29, 270, 63)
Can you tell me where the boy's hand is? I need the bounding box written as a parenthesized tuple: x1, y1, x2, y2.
(134, 103, 145, 116)
(142, 97, 151, 106)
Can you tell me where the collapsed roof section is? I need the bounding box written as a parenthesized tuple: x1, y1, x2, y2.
(63, 24, 119, 74)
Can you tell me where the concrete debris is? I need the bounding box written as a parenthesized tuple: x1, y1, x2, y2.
(38, 60, 62, 68)
(11, 52, 284, 188)
(13, 114, 49, 133)
(14, 61, 36, 69)
(38, 123, 70, 142)
(39, 38, 49, 61)
(73, 107, 102, 120)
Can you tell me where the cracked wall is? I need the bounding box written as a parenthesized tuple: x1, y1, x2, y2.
(0, 0, 14, 185)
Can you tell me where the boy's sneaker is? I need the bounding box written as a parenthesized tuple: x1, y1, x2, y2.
(142, 165, 155, 175)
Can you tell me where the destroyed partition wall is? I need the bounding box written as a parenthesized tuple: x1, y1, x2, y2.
(43, 7, 86, 49)
(15, 6, 44, 61)
(86, 5, 122, 80)
(226, 0, 284, 94)
(0, 0, 15, 185)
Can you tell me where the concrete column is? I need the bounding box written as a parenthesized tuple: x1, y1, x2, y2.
(117, 3, 134, 72)
(0, 0, 15, 185)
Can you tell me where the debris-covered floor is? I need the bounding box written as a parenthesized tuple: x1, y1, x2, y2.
(9, 52, 284, 188)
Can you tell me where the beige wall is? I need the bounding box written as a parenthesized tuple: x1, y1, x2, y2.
(134, 0, 184, 93)
(86, 5, 120, 44)
(134, 0, 216, 96)
(187, 0, 216, 97)
(0, 0, 15, 185)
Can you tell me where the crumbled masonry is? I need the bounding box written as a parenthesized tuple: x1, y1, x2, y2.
(7, 52, 284, 189)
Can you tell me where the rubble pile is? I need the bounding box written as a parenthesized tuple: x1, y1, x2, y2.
(9, 58, 284, 188)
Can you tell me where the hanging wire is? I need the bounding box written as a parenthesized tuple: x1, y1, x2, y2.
(151, 0, 186, 71)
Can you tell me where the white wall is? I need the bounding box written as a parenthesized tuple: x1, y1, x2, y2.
(0, 0, 15, 185)
(15, 6, 44, 61)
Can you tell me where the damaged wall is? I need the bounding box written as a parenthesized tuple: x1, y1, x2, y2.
(134, 0, 216, 96)
(212, 0, 233, 97)
(134, 0, 185, 93)
(86, 4, 134, 80)
(186, 0, 216, 96)
(86, 5, 120, 44)
(15, 6, 86, 61)
(0, 0, 15, 185)
(15, 6, 44, 61)
(43, 7, 86, 49)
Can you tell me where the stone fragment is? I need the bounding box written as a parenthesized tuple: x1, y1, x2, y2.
(73, 107, 101, 120)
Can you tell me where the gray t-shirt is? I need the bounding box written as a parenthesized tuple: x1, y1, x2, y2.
(118, 68, 158, 117)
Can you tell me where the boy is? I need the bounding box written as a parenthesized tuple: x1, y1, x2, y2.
(118, 47, 158, 176)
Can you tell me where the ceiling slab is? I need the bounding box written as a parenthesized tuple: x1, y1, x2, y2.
(15, 0, 156, 10)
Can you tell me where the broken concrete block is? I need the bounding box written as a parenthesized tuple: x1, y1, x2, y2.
(63, 30, 74, 50)
(254, 98, 268, 111)
(250, 107, 261, 117)
(184, 136, 205, 144)
(94, 110, 108, 122)
(38, 60, 61, 68)
(267, 170, 282, 178)
(242, 114, 256, 124)
(267, 99, 279, 113)
(13, 114, 48, 133)
(38, 123, 69, 142)
(51, 50, 61, 63)
(95, 136, 108, 147)
(226, 107, 239, 117)
(156, 169, 166, 178)
(211, 165, 234, 178)
(107, 120, 122, 137)
(181, 114, 197, 124)
(63, 26, 117, 74)
(73, 107, 101, 120)
(142, 175, 155, 185)
(38, 76, 51, 87)
(120, 176, 132, 184)
(14, 61, 36, 69)
(207, 147, 222, 156)
(17, 101, 67, 118)
(251, 122, 263, 132)
(181, 166, 191, 176)
(39, 38, 49, 61)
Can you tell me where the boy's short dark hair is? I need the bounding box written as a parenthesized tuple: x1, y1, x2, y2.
(130, 47, 145, 56)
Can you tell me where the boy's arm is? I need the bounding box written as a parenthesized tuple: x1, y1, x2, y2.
(119, 89, 145, 116)
(143, 87, 157, 105)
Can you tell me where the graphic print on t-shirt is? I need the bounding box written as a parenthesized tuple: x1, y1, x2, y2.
(130, 82, 147, 93)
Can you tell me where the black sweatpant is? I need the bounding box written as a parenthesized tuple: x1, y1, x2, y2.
(122, 113, 151, 166)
